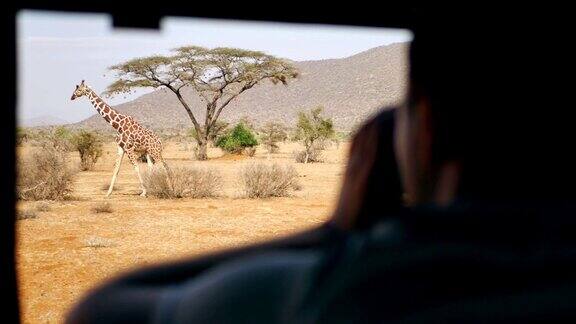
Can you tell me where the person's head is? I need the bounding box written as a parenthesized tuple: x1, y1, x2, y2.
(395, 26, 575, 206)
(331, 108, 403, 230)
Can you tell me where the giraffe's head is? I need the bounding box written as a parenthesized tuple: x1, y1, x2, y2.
(71, 80, 89, 100)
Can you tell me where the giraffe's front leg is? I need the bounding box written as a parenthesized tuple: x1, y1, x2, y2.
(107, 146, 124, 197)
(127, 150, 147, 197)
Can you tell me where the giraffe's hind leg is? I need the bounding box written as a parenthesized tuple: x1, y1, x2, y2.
(126, 150, 147, 197)
(146, 153, 153, 169)
(150, 151, 173, 190)
(150, 151, 170, 174)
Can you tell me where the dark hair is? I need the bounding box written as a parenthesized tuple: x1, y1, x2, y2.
(408, 26, 576, 201)
(331, 108, 403, 230)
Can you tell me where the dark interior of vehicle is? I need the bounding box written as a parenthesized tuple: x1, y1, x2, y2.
(4, 4, 573, 323)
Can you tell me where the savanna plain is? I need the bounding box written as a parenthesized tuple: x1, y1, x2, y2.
(16, 140, 349, 323)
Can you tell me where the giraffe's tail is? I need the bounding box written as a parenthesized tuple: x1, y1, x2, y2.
(162, 160, 172, 176)
(160, 159, 175, 191)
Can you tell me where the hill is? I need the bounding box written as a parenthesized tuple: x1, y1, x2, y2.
(21, 115, 68, 128)
(73, 42, 409, 131)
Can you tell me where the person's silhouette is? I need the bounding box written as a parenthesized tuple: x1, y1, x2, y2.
(66, 19, 576, 324)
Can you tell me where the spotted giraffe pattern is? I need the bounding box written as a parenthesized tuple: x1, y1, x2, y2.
(90, 93, 163, 163)
(71, 80, 168, 196)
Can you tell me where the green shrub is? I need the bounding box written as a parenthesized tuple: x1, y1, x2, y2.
(50, 126, 75, 151)
(260, 122, 288, 153)
(293, 107, 335, 163)
(71, 130, 103, 171)
(16, 127, 29, 146)
(238, 116, 256, 131)
(216, 123, 258, 154)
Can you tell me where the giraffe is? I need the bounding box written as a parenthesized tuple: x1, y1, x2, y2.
(71, 80, 169, 197)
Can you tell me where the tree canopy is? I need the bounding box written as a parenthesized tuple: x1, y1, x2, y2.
(294, 107, 335, 163)
(105, 46, 298, 160)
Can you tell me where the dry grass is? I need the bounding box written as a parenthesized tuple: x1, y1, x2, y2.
(17, 209, 38, 220)
(16, 140, 348, 324)
(294, 149, 324, 163)
(144, 166, 222, 199)
(91, 202, 113, 213)
(241, 163, 301, 198)
(63, 195, 88, 202)
(84, 236, 115, 248)
(17, 145, 76, 200)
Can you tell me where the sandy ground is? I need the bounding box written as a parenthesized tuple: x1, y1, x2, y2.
(16, 140, 349, 323)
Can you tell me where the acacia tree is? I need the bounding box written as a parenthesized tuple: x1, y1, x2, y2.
(105, 46, 298, 160)
(260, 122, 288, 153)
(294, 107, 335, 163)
(189, 120, 229, 145)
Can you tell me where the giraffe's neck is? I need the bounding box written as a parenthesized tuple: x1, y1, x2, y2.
(86, 88, 123, 130)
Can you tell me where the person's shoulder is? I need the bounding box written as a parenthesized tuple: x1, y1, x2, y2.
(154, 250, 325, 323)
(66, 225, 341, 324)
(359, 106, 398, 130)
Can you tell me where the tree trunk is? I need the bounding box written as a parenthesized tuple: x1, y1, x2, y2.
(304, 142, 312, 164)
(196, 139, 208, 160)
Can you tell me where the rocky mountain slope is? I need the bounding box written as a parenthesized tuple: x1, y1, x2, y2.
(74, 42, 409, 131)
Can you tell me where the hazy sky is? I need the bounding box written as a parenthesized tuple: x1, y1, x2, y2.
(17, 10, 412, 124)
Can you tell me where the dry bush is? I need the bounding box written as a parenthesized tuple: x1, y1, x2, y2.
(91, 202, 113, 213)
(144, 166, 222, 199)
(16, 127, 29, 146)
(84, 236, 115, 248)
(268, 145, 280, 154)
(241, 163, 301, 198)
(312, 139, 329, 151)
(245, 147, 257, 157)
(45, 126, 75, 152)
(17, 209, 38, 220)
(294, 148, 324, 163)
(35, 201, 51, 212)
(17, 145, 76, 200)
(179, 141, 197, 152)
(63, 195, 88, 202)
(292, 181, 303, 191)
(25, 129, 50, 147)
(101, 183, 123, 191)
